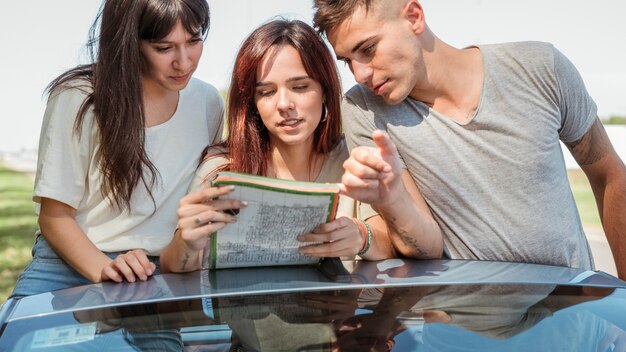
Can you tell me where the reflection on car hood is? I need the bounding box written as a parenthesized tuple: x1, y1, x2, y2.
(5, 259, 625, 322)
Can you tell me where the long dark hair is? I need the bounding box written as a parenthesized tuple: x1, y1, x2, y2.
(206, 19, 342, 177)
(47, 0, 210, 211)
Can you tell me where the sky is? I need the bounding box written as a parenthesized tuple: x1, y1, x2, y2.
(1, 0, 625, 153)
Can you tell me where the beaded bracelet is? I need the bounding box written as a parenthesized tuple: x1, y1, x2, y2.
(357, 219, 372, 256)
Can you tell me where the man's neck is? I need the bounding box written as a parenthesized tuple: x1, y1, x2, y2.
(410, 42, 484, 124)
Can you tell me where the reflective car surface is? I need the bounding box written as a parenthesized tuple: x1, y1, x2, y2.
(1, 258, 625, 351)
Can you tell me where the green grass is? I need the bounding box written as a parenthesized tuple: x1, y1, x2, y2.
(567, 169, 602, 228)
(0, 162, 603, 303)
(0, 162, 38, 302)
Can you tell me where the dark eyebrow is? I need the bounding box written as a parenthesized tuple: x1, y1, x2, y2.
(351, 36, 376, 54)
(256, 76, 310, 87)
(287, 76, 310, 83)
(336, 35, 376, 61)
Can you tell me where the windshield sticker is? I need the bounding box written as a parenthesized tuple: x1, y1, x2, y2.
(31, 322, 97, 349)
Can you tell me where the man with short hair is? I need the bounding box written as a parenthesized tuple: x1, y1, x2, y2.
(313, 0, 626, 279)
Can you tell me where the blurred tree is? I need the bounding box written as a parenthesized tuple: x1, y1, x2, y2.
(602, 116, 626, 125)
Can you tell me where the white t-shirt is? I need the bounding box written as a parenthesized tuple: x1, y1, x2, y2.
(33, 78, 224, 255)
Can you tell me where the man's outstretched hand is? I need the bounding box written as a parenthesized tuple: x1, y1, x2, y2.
(340, 130, 404, 208)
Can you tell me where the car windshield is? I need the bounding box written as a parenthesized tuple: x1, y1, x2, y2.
(2, 259, 625, 351)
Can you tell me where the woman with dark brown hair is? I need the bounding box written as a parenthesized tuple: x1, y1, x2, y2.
(10, 0, 223, 299)
(161, 19, 382, 273)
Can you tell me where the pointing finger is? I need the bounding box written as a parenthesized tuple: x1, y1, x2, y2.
(351, 147, 391, 174)
(372, 130, 399, 165)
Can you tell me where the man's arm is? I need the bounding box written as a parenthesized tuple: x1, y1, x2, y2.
(340, 130, 444, 259)
(564, 117, 626, 280)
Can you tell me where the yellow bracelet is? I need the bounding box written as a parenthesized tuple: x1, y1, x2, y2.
(357, 219, 372, 256)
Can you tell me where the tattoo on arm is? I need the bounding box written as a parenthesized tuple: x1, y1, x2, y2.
(398, 229, 429, 257)
(565, 118, 610, 166)
(180, 252, 191, 271)
(387, 216, 430, 257)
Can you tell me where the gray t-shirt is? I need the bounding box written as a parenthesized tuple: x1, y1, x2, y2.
(342, 41, 596, 269)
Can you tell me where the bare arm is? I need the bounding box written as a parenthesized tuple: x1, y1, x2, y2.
(565, 118, 626, 280)
(159, 228, 203, 274)
(360, 214, 398, 260)
(339, 131, 443, 259)
(39, 198, 155, 283)
(373, 169, 443, 259)
(159, 186, 246, 273)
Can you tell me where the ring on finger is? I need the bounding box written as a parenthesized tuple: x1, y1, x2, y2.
(194, 217, 202, 225)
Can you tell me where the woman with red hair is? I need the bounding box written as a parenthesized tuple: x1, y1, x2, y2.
(161, 19, 381, 273)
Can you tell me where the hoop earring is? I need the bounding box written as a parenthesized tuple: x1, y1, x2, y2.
(321, 104, 328, 123)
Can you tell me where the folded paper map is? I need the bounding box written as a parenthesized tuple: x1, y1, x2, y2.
(202, 171, 340, 269)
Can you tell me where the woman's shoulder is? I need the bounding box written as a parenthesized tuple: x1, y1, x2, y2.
(197, 146, 230, 179)
(48, 79, 93, 102)
(316, 137, 348, 183)
(43, 80, 95, 128)
(328, 136, 349, 162)
(203, 145, 229, 161)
